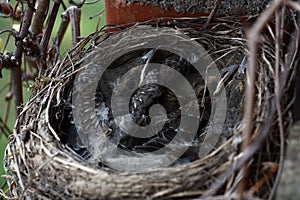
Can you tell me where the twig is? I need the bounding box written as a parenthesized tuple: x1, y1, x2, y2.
(239, 0, 284, 196)
(1, 82, 13, 135)
(12, 1, 35, 116)
(285, 1, 300, 121)
(68, 6, 81, 47)
(29, 130, 100, 174)
(40, 0, 61, 70)
(204, 0, 220, 29)
(31, 0, 50, 36)
(0, 179, 7, 190)
(203, 103, 277, 197)
(7, 142, 25, 191)
(54, 9, 70, 50)
(0, 29, 18, 37)
(89, 9, 104, 31)
(270, 4, 300, 198)
(0, 117, 13, 137)
(85, 0, 100, 5)
(68, 0, 85, 8)
(268, 8, 285, 200)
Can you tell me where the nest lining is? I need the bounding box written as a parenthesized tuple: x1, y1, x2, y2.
(3, 14, 296, 199)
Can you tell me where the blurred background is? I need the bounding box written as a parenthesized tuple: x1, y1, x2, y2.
(0, 0, 105, 187)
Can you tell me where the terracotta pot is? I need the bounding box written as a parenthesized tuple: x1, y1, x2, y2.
(105, 0, 205, 25)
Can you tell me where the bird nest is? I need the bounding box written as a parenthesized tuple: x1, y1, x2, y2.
(3, 11, 298, 199)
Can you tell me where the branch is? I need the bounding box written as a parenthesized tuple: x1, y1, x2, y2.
(12, 1, 35, 116)
(39, 0, 61, 70)
(31, 0, 50, 36)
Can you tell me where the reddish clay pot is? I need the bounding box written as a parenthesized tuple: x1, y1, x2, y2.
(105, 0, 205, 25)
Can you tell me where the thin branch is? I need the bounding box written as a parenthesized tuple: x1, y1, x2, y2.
(1, 82, 13, 136)
(203, 103, 277, 197)
(68, 0, 85, 8)
(0, 180, 7, 190)
(0, 116, 13, 137)
(68, 6, 81, 47)
(287, 3, 300, 122)
(85, 0, 100, 5)
(54, 10, 70, 49)
(31, 0, 50, 35)
(268, 8, 285, 200)
(39, 0, 61, 70)
(0, 29, 18, 37)
(204, 0, 220, 29)
(239, 0, 284, 196)
(272, 6, 300, 197)
(12, 1, 35, 116)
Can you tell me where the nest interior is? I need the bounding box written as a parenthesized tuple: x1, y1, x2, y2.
(3, 13, 298, 199)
